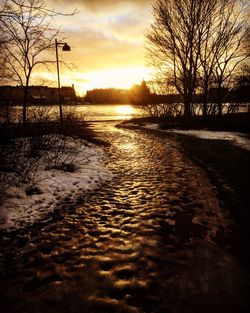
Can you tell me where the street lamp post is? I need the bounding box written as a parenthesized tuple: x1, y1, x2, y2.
(55, 39, 71, 123)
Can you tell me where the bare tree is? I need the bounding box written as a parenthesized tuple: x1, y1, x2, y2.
(197, 0, 224, 117)
(146, 0, 249, 118)
(0, 0, 68, 124)
(199, 0, 248, 116)
(0, 1, 8, 82)
(146, 0, 209, 118)
(213, 2, 248, 115)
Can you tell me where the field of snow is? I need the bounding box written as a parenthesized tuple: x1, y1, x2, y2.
(0, 138, 112, 231)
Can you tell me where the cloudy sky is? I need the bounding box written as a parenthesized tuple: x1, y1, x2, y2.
(33, 0, 154, 95)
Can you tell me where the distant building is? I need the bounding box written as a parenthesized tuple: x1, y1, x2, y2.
(0, 85, 76, 104)
(60, 86, 77, 103)
(0, 86, 23, 104)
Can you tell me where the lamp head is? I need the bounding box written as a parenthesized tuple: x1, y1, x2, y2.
(62, 43, 71, 51)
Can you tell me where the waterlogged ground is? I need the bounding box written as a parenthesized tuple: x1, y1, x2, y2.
(0, 122, 249, 313)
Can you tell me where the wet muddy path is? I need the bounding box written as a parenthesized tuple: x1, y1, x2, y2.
(0, 123, 248, 313)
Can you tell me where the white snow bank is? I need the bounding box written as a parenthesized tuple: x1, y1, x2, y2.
(136, 123, 250, 151)
(167, 129, 250, 151)
(0, 138, 112, 231)
(141, 123, 160, 130)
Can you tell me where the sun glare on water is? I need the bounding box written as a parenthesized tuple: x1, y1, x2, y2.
(115, 105, 135, 119)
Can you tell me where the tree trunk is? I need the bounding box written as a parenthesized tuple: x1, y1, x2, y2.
(23, 74, 31, 124)
(183, 94, 192, 119)
(217, 82, 223, 117)
(203, 82, 208, 118)
(23, 85, 28, 124)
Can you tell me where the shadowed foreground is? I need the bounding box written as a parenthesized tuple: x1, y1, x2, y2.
(0, 122, 248, 313)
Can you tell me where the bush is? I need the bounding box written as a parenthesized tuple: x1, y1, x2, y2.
(142, 103, 183, 118)
(0, 107, 95, 203)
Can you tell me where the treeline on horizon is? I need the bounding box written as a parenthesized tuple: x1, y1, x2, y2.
(84, 80, 250, 105)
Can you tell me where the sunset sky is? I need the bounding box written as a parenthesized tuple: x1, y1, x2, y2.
(32, 0, 154, 96)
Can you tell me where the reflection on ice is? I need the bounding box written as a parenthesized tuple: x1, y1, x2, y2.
(120, 143, 136, 151)
(115, 105, 136, 120)
(77, 104, 142, 121)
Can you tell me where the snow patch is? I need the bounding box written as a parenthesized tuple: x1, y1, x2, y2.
(0, 139, 113, 231)
(167, 129, 250, 151)
(141, 123, 160, 130)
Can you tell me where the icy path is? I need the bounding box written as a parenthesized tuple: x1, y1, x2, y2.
(0, 123, 248, 313)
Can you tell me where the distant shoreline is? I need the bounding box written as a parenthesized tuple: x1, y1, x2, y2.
(1, 102, 249, 107)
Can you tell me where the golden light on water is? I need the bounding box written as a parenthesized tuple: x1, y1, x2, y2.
(76, 104, 142, 121)
(115, 105, 135, 118)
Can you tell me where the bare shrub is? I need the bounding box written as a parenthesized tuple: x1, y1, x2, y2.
(43, 135, 79, 170)
(0, 105, 22, 123)
(0, 107, 91, 203)
(0, 137, 41, 202)
(27, 105, 57, 123)
(0, 132, 84, 203)
(142, 103, 183, 118)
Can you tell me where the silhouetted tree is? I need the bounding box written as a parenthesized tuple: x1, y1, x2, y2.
(146, 0, 207, 118)
(0, 1, 8, 82)
(198, 0, 248, 116)
(0, 0, 77, 124)
(129, 80, 151, 105)
(214, 2, 247, 115)
(0, 0, 61, 123)
(146, 0, 249, 118)
(233, 64, 250, 102)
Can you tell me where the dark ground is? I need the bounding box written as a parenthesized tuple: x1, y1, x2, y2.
(172, 133, 250, 263)
(121, 123, 250, 264)
(0, 122, 249, 313)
